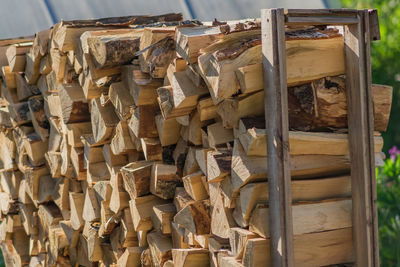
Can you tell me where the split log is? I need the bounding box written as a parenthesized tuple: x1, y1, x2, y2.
(238, 116, 384, 156)
(155, 114, 181, 146)
(147, 231, 173, 266)
(91, 97, 119, 143)
(15, 73, 40, 101)
(151, 163, 181, 200)
(249, 199, 352, 238)
(183, 171, 208, 201)
(151, 203, 176, 234)
(172, 248, 210, 267)
(174, 200, 210, 235)
(242, 228, 353, 267)
(176, 26, 222, 64)
(232, 176, 351, 227)
(122, 65, 163, 106)
(6, 43, 31, 72)
(109, 81, 135, 120)
(129, 195, 168, 231)
(121, 161, 153, 199)
(28, 95, 49, 141)
(58, 83, 90, 124)
(128, 105, 158, 138)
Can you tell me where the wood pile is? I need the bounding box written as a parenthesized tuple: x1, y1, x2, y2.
(0, 12, 392, 267)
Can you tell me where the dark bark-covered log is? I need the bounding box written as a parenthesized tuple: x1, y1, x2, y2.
(288, 76, 392, 132)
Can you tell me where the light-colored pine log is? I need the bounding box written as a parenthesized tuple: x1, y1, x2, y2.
(208, 122, 234, 148)
(249, 199, 352, 238)
(109, 81, 135, 120)
(155, 114, 181, 146)
(232, 176, 351, 227)
(91, 97, 119, 143)
(172, 248, 210, 267)
(207, 148, 232, 183)
(122, 65, 163, 106)
(128, 104, 158, 138)
(58, 83, 90, 124)
(176, 26, 222, 63)
(183, 171, 208, 201)
(129, 195, 168, 231)
(242, 228, 353, 267)
(121, 161, 153, 199)
(147, 231, 173, 267)
(237, 117, 384, 156)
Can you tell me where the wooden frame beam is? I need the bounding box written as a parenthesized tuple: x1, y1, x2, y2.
(344, 10, 379, 267)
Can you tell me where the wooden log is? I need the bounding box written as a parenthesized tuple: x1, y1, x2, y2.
(176, 26, 222, 64)
(242, 228, 353, 267)
(91, 97, 119, 143)
(237, 116, 384, 156)
(66, 122, 92, 148)
(211, 191, 236, 239)
(138, 27, 175, 73)
(141, 138, 163, 161)
(183, 171, 208, 201)
(121, 161, 153, 199)
(198, 29, 345, 103)
(229, 228, 258, 259)
(249, 199, 351, 238)
(58, 83, 90, 124)
(155, 114, 181, 147)
(83, 187, 101, 222)
(174, 199, 210, 235)
(207, 148, 232, 183)
(111, 120, 135, 155)
(208, 122, 234, 148)
(117, 247, 143, 267)
(28, 95, 49, 141)
(129, 195, 168, 231)
(6, 43, 31, 72)
(197, 97, 218, 122)
(122, 65, 163, 106)
(69, 192, 84, 230)
(232, 176, 351, 227)
(1, 66, 16, 89)
(109, 81, 135, 120)
(128, 105, 158, 138)
(15, 73, 40, 101)
(147, 231, 173, 267)
(24, 132, 48, 166)
(172, 248, 210, 267)
(25, 52, 40, 84)
(151, 163, 181, 199)
(87, 32, 141, 68)
(151, 203, 176, 234)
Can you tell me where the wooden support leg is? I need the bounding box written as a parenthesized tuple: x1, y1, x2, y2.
(344, 10, 379, 267)
(261, 8, 294, 267)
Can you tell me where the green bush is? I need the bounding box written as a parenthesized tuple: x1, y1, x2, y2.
(376, 147, 400, 266)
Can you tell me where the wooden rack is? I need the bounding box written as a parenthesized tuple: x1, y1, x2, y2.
(261, 8, 380, 267)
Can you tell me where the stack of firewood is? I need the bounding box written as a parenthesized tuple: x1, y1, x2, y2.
(0, 12, 392, 267)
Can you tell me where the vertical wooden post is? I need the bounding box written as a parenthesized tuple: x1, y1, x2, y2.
(344, 10, 379, 267)
(261, 8, 294, 267)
